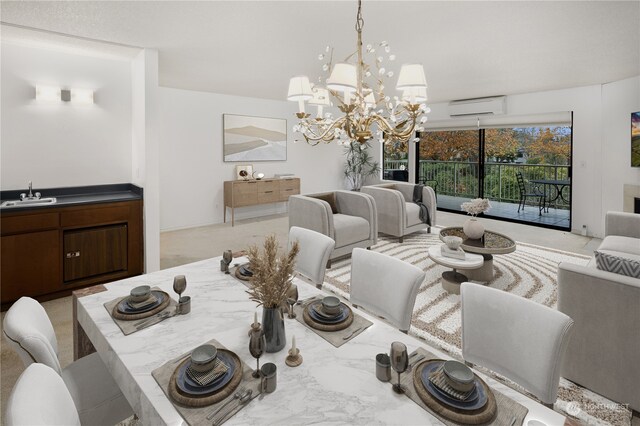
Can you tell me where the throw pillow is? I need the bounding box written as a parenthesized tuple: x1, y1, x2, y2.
(594, 250, 640, 279)
(310, 193, 339, 214)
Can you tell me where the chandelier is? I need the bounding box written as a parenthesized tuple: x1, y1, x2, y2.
(287, 0, 430, 146)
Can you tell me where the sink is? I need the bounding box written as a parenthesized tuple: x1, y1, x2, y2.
(1, 197, 57, 208)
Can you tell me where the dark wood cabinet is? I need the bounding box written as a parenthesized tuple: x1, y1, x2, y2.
(1, 200, 143, 309)
(63, 224, 128, 282)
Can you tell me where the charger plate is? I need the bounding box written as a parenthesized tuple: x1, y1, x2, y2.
(169, 349, 242, 407)
(111, 290, 171, 321)
(413, 359, 497, 425)
(303, 301, 354, 331)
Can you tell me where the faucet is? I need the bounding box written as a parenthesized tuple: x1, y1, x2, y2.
(20, 181, 41, 200)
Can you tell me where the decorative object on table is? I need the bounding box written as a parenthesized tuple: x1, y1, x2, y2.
(302, 298, 354, 331)
(461, 198, 491, 240)
(390, 341, 409, 394)
(443, 236, 463, 251)
(235, 164, 254, 180)
(177, 295, 191, 315)
(248, 314, 266, 378)
(286, 0, 430, 147)
(285, 335, 303, 367)
(109, 288, 171, 321)
(224, 114, 287, 162)
(246, 235, 299, 352)
(376, 353, 391, 382)
(632, 112, 640, 167)
(285, 284, 299, 319)
(252, 171, 265, 180)
(440, 244, 466, 260)
(222, 250, 233, 274)
(260, 363, 277, 394)
(235, 263, 253, 281)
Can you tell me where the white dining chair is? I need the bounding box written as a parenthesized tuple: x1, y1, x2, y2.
(5, 363, 81, 426)
(350, 248, 426, 332)
(460, 282, 574, 407)
(3, 297, 133, 425)
(289, 226, 336, 288)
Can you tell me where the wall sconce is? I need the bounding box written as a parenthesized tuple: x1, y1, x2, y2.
(35, 85, 94, 104)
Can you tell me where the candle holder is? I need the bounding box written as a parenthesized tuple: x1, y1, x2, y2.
(285, 347, 303, 367)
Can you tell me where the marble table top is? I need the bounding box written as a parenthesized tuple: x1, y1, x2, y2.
(77, 256, 566, 426)
(428, 245, 485, 270)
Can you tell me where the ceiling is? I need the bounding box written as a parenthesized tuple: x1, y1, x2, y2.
(1, 1, 639, 103)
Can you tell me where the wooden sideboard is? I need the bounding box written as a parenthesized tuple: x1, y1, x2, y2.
(223, 178, 300, 226)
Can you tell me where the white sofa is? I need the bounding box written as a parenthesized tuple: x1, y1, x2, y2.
(558, 211, 640, 411)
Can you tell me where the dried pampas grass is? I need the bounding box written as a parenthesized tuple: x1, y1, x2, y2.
(246, 235, 299, 308)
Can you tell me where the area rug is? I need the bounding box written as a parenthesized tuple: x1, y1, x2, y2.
(323, 229, 632, 426)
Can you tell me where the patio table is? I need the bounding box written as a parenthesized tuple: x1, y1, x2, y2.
(530, 179, 571, 213)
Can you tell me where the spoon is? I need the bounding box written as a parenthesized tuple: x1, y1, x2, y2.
(206, 388, 246, 420)
(213, 389, 253, 425)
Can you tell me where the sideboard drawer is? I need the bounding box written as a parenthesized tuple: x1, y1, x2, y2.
(257, 180, 279, 193)
(258, 189, 279, 204)
(279, 188, 297, 202)
(280, 179, 300, 191)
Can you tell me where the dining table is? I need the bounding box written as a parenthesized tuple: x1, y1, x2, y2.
(75, 255, 568, 426)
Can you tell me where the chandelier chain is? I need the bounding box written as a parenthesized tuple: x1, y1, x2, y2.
(355, 0, 364, 33)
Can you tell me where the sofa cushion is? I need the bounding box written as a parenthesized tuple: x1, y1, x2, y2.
(310, 192, 339, 214)
(405, 203, 422, 227)
(599, 235, 640, 256)
(332, 214, 370, 248)
(594, 250, 640, 279)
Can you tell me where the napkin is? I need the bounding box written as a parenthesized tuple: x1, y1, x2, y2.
(429, 367, 476, 401)
(187, 359, 229, 387)
(126, 293, 159, 310)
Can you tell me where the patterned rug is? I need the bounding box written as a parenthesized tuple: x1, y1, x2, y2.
(323, 229, 632, 426)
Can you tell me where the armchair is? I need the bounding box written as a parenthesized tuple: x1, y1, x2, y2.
(362, 181, 436, 242)
(289, 191, 377, 266)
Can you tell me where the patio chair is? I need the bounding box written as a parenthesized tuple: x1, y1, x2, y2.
(516, 171, 545, 215)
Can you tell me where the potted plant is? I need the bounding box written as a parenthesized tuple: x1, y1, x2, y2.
(460, 198, 492, 239)
(344, 140, 380, 191)
(246, 235, 299, 352)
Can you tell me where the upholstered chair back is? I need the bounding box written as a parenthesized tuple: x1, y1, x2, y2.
(3, 297, 62, 374)
(289, 226, 336, 287)
(461, 283, 574, 405)
(350, 248, 425, 332)
(5, 363, 81, 426)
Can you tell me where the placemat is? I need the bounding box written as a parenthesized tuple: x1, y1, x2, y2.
(302, 301, 354, 331)
(103, 287, 178, 335)
(400, 348, 528, 426)
(293, 296, 372, 348)
(153, 338, 262, 426)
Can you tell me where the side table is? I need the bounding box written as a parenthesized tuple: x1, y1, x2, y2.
(428, 245, 484, 295)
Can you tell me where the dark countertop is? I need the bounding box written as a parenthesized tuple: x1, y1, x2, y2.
(1, 183, 143, 213)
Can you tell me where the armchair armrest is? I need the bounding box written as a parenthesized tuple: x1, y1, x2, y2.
(288, 195, 334, 238)
(362, 186, 406, 236)
(334, 190, 378, 243)
(422, 186, 437, 226)
(605, 211, 640, 238)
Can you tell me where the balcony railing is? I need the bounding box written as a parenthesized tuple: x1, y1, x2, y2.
(383, 159, 571, 210)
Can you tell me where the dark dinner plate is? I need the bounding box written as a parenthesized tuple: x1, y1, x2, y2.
(117, 291, 165, 314)
(420, 361, 487, 411)
(176, 351, 235, 396)
(238, 264, 253, 277)
(308, 301, 349, 324)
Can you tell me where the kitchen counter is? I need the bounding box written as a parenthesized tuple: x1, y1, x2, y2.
(1, 183, 143, 212)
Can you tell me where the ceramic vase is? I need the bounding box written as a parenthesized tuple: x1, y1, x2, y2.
(463, 217, 484, 240)
(262, 306, 286, 352)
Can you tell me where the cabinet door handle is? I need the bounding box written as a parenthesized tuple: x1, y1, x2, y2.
(264, 190, 273, 193)
(66, 251, 81, 258)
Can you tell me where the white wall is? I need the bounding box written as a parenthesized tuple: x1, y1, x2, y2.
(601, 76, 640, 219)
(0, 42, 132, 190)
(158, 87, 345, 231)
(375, 78, 640, 238)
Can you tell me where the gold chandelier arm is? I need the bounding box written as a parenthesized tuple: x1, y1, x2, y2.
(368, 111, 418, 142)
(300, 116, 348, 143)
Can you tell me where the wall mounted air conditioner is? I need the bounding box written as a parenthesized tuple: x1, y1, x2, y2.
(448, 96, 506, 117)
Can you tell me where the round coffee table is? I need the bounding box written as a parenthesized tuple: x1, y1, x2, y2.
(438, 227, 516, 282)
(427, 245, 484, 295)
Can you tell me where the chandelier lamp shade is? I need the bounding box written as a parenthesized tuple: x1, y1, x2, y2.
(287, 0, 430, 146)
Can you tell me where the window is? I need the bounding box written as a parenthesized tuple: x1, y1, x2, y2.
(382, 140, 409, 182)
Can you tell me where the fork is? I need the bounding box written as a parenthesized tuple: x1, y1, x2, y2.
(134, 311, 174, 329)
